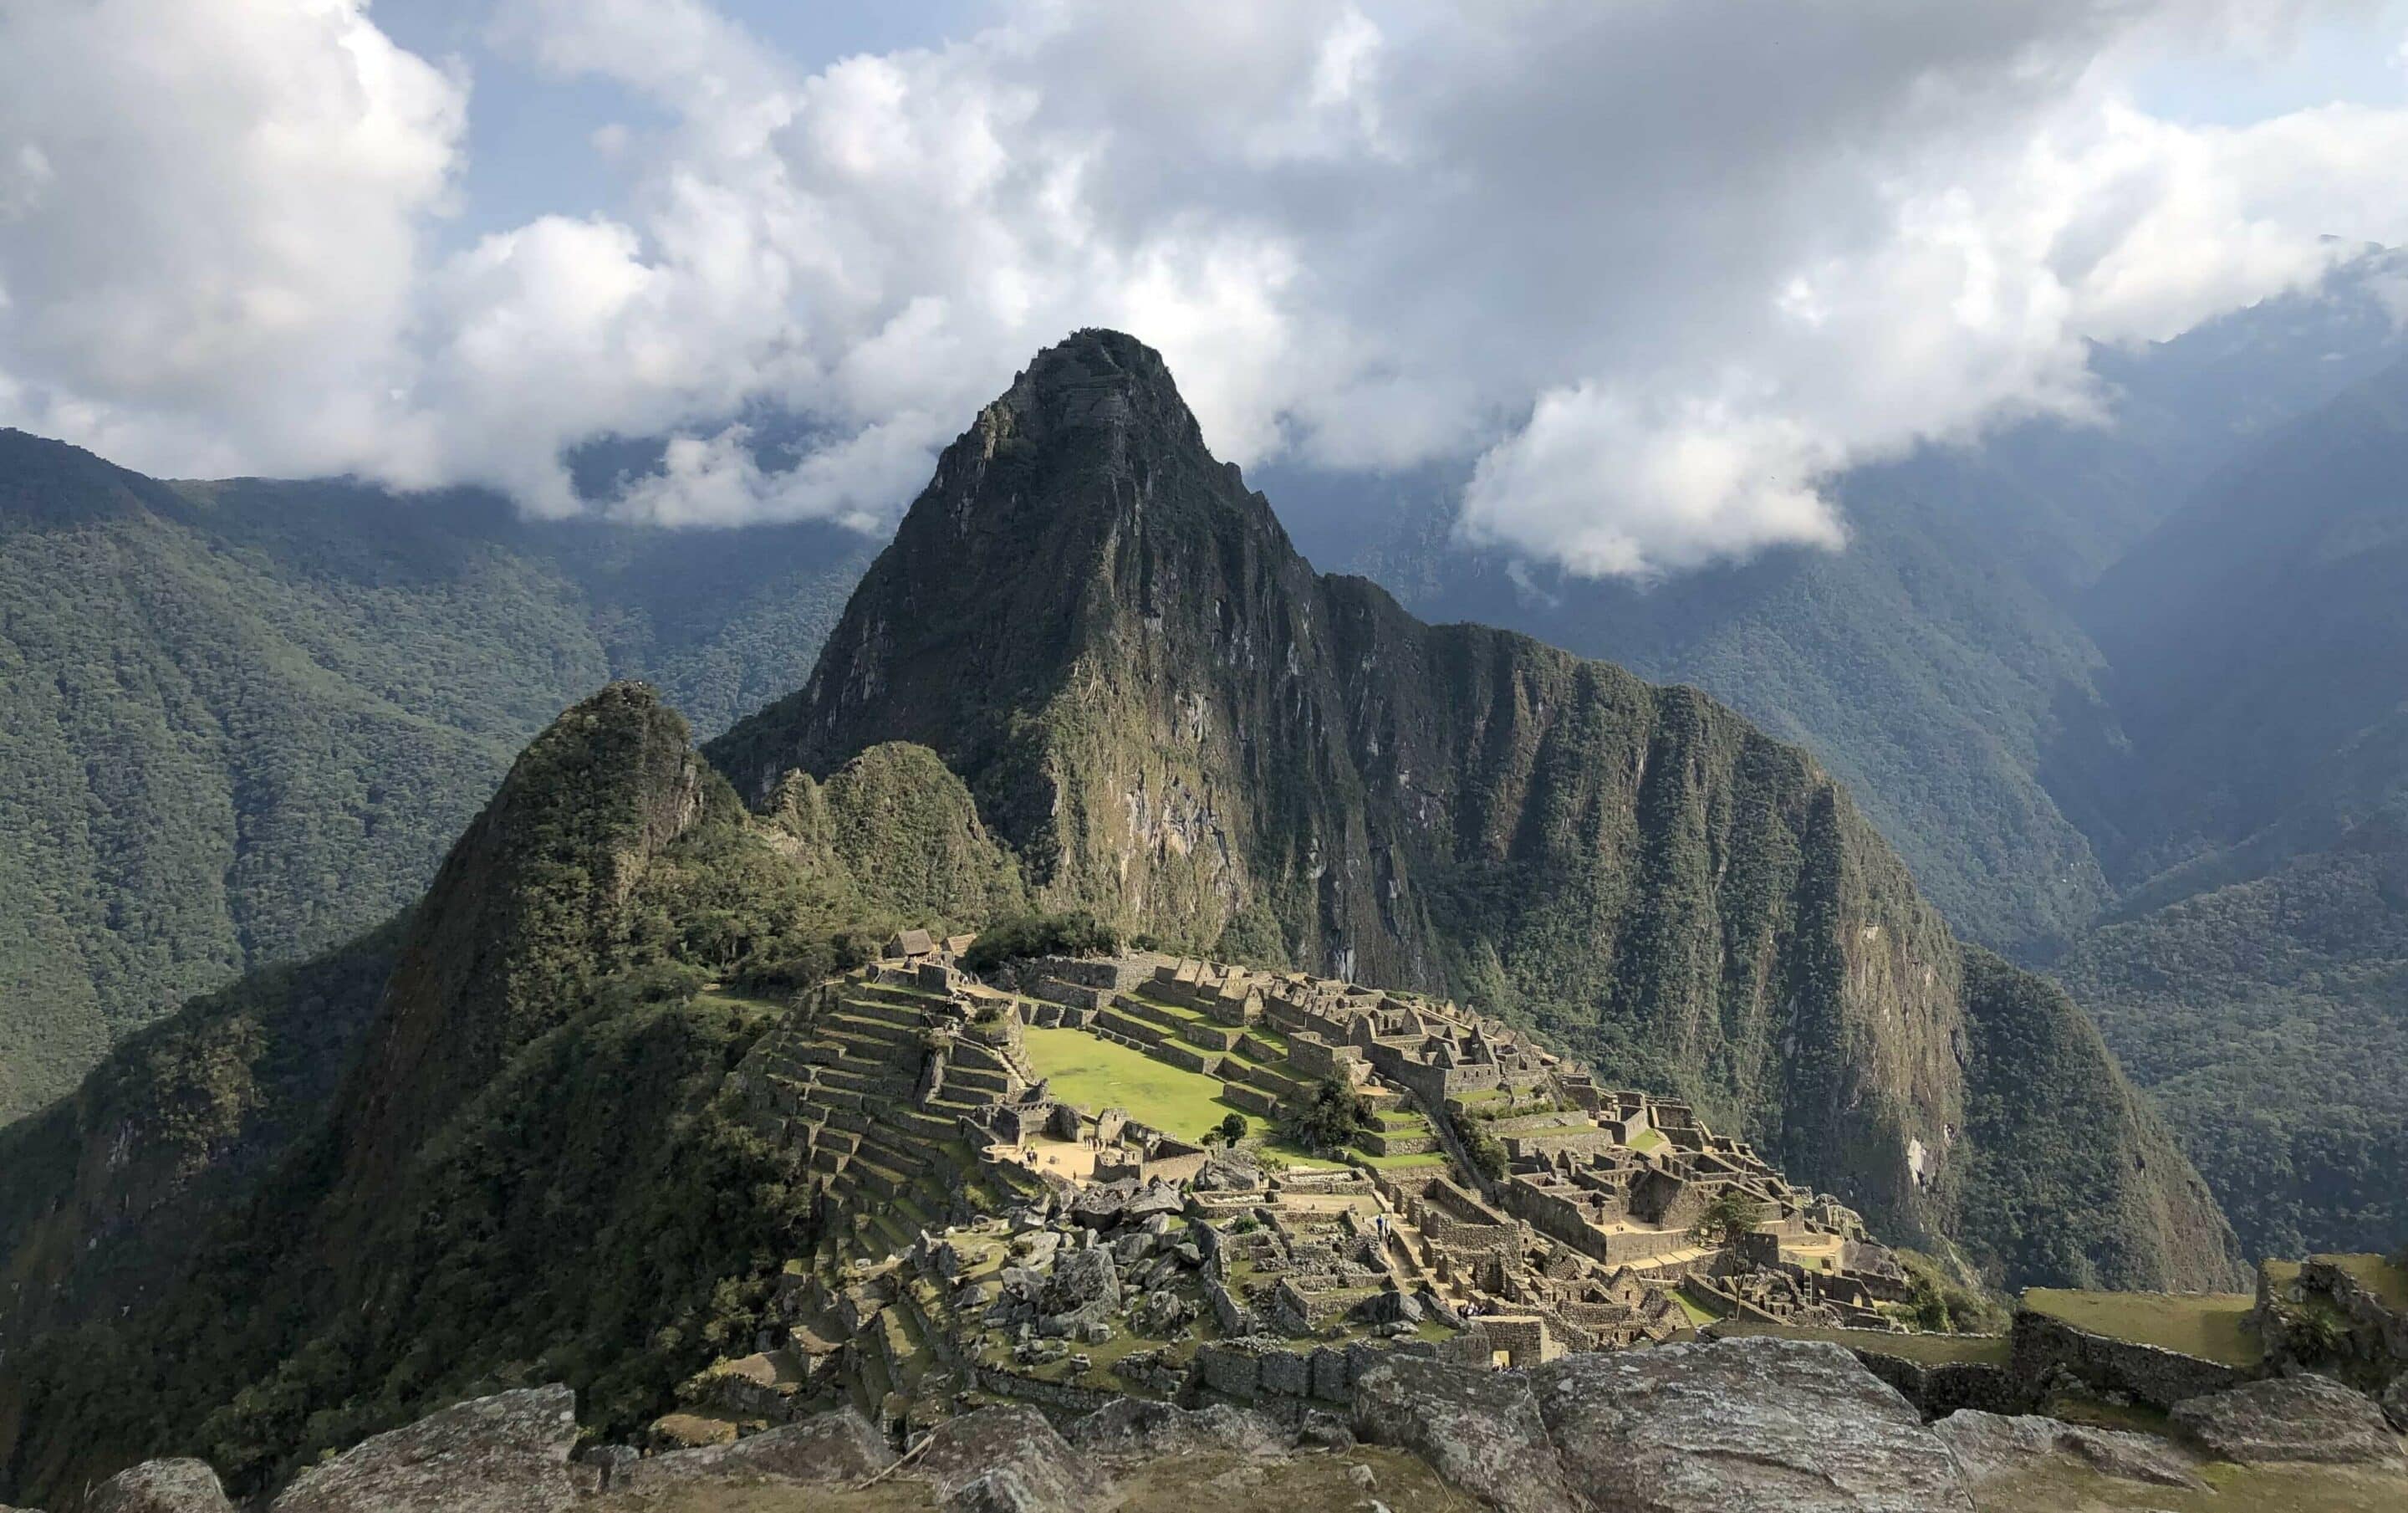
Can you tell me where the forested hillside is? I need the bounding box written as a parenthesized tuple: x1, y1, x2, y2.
(0, 687, 1023, 1503)
(0, 432, 872, 1122)
(2045, 354, 2408, 1262)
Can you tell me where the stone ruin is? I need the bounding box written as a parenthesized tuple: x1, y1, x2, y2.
(717, 945, 1925, 1437)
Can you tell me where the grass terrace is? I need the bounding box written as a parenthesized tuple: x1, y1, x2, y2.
(1022, 1025, 1261, 1143)
(2023, 1288, 2263, 1368)
(2264, 1255, 2408, 1312)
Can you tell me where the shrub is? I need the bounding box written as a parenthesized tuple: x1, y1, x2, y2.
(1276, 1074, 1378, 1154)
(961, 911, 1122, 973)
(1217, 1112, 1247, 1145)
(1687, 1190, 1768, 1249)
(1895, 1250, 2010, 1334)
(1442, 1106, 1508, 1179)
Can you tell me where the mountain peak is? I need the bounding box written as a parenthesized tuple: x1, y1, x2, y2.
(935, 326, 1237, 518)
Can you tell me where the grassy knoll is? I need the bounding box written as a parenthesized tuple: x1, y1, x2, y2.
(2269, 1254, 2408, 1311)
(1022, 1025, 1258, 1142)
(2023, 1288, 2263, 1367)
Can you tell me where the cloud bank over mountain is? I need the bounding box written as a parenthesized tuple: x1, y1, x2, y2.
(4, 0, 2408, 575)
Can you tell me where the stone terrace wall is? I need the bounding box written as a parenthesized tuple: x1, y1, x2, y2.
(2009, 1309, 2250, 1411)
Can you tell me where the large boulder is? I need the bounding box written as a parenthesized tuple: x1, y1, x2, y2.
(1068, 1399, 1284, 1468)
(1529, 1336, 1975, 1512)
(84, 1460, 237, 1513)
(610, 1408, 894, 1492)
(268, 1385, 587, 1513)
(1349, 1356, 1581, 1513)
(1932, 1409, 2204, 1490)
(906, 1406, 1108, 1512)
(2170, 1375, 2408, 1467)
(1041, 1245, 1121, 1329)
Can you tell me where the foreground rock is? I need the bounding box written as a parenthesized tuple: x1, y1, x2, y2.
(1933, 1409, 2205, 1489)
(1531, 1336, 1975, 1512)
(906, 1406, 1109, 1511)
(2170, 1375, 2408, 1467)
(1067, 1398, 1285, 1469)
(1350, 1356, 1582, 1513)
(268, 1385, 587, 1513)
(84, 1460, 238, 1513)
(610, 1408, 895, 1493)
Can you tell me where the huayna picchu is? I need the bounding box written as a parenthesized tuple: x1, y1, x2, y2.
(10, 332, 2363, 1513)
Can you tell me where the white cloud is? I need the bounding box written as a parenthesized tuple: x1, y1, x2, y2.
(7, 0, 2408, 566)
(0, 0, 462, 478)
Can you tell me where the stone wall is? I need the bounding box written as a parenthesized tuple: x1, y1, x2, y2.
(2009, 1309, 2249, 1411)
(1843, 1349, 2027, 1419)
(1286, 1033, 1362, 1079)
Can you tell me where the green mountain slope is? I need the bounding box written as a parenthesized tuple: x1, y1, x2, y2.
(2044, 355, 2408, 1260)
(0, 686, 1022, 1504)
(712, 330, 2237, 1291)
(0, 432, 874, 1123)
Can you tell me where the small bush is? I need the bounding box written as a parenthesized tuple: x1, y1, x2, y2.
(1457, 1117, 1507, 1180)
(962, 911, 1122, 974)
(1687, 1190, 1768, 1249)
(1277, 1074, 1378, 1153)
(1895, 1250, 2010, 1334)
(1217, 1112, 1247, 1145)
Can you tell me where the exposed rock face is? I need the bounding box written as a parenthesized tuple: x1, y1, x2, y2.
(2170, 1375, 2408, 1467)
(706, 328, 2235, 1290)
(1067, 1399, 1284, 1467)
(1349, 1356, 1581, 1513)
(1528, 1337, 1975, 1512)
(2383, 1373, 2408, 1433)
(84, 1459, 237, 1513)
(1931, 1409, 2204, 1489)
(906, 1407, 1107, 1512)
(267, 1386, 587, 1513)
(610, 1409, 894, 1492)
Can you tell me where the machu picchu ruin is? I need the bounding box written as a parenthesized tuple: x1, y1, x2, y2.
(704, 939, 1928, 1441)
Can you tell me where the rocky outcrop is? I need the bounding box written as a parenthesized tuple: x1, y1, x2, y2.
(1528, 1336, 1974, 1512)
(267, 1386, 587, 1513)
(1350, 1356, 1580, 1513)
(2170, 1375, 2408, 1467)
(1932, 1409, 2204, 1490)
(906, 1407, 1108, 1512)
(1066, 1399, 1283, 1468)
(608, 1409, 894, 1492)
(83, 1460, 237, 1513)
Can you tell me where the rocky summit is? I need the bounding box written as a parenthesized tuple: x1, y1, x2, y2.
(28, 1337, 2408, 1512)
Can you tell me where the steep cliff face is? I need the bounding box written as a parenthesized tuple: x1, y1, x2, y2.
(712, 330, 2237, 1290)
